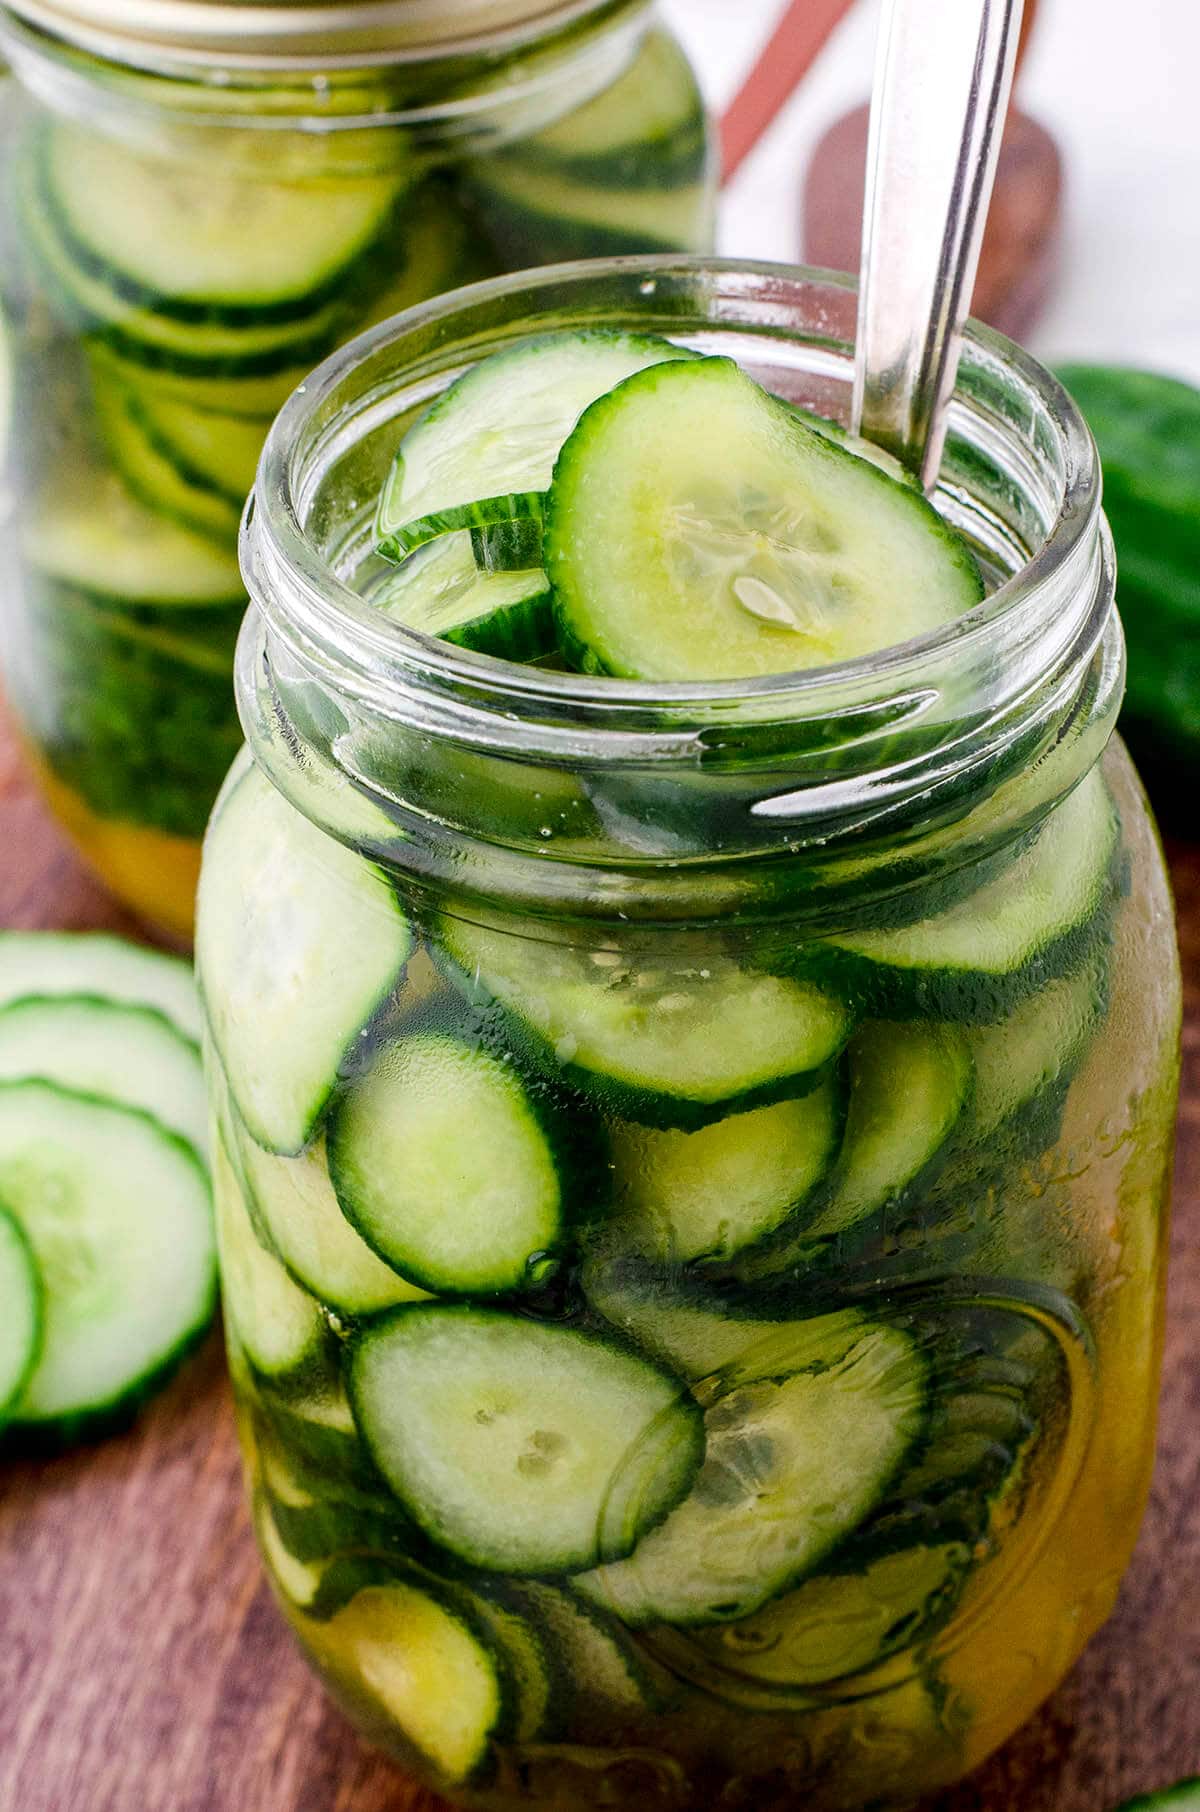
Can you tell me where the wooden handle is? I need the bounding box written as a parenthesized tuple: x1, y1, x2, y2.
(721, 0, 1043, 187)
(720, 0, 858, 183)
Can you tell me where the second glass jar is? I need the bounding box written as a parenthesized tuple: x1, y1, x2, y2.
(0, 0, 713, 936)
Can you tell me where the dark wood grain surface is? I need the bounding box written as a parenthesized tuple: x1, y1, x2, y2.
(1, 721, 1196, 1812)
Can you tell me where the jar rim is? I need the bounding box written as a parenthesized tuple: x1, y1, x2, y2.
(0, 0, 619, 70)
(246, 255, 1105, 735)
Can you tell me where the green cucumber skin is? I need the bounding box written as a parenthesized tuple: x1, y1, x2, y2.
(1, 1315, 215, 1455)
(0, 1210, 44, 1422)
(327, 1028, 612, 1299)
(432, 939, 843, 1133)
(1057, 363, 1200, 793)
(18, 580, 244, 839)
(379, 493, 547, 565)
(1115, 1786, 1200, 1812)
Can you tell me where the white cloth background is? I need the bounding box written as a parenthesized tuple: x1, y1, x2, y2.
(661, 0, 1200, 383)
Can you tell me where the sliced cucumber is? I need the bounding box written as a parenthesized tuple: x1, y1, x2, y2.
(791, 404, 919, 489)
(546, 356, 983, 681)
(436, 919, 851, 1131)
(18, 151, 351, 379)
(0, 1079, 215, 1444)
(467, 1587, 560, 1743)
(91, 365, 266, 507)
(348, 1304, 704, 1575)
(469, 156, 714, 263)
(44, 120, 402, 317)
(92, 345, 310, 419)
(237, 1125, 430, 1317)
(0, 994, 207, 1158)
(256, 1489, 325, 1611)
(24, 461, 244, 604)
(823, 770, 1119, 1017)
(576, 1320, 925, 1625)
(606, 1075, 843, 1265)
(300, 1567, 508, 1784)
(90, 358, 244, 539)
(376, 330, 697, 560)
(470, 517, 545, 575)
(523, 28, 706, 179)
(1116, 1785, 1200, 1811)
(196, 762, 413, 1155)
(687, 1539, 969, 1688)
(353, 177, 487, 338)
(509, 1580, 658, 1723)
(372, 531, 553, 661)
(0, 1209, 41, 1423)
(964, 950, 1108, 1144)
(0, 931, 200, 1038)
(330, 1032, 589, 1298)
(214, 1135, 327, 1379)
(796, 1021, 973, 1244)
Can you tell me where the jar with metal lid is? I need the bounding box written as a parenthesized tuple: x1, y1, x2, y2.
(198, 260, 1180, 1810)
(0, 0, 713, 937)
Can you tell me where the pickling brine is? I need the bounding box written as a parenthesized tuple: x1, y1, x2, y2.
(199, 264, 1180, 1810)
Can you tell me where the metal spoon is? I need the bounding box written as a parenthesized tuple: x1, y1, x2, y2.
(852, 0, 1026, 490)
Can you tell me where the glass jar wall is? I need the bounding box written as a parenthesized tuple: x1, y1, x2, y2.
(199, 263, 1181, 1810)
(0, 0, 712, 937)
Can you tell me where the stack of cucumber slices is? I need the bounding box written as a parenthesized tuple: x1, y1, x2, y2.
(374, 329, 986, 680)
(0, 933, 215, 1449)
(191, 328, 1125, 1786)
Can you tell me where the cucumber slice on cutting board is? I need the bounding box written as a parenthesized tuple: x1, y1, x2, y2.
(546, 355, 983, 680)
(42, 119, 403, 317)
(0, 994, 207, 1158)
(0, 1079, 215, 1445)
(822, 770, 1119, 1017)
(436, 918, 852, 1131)
(0, 931, 200, 1038)
(576, 1319, 926, 1625)
(372, 531, 553, 661)
(196, 761, 413, 1155)
(348, 1304, 704, 1575)
(330, 1031, 591, 1297)
(376, 330, 697, 560)
(0, 1210, 42, 1424)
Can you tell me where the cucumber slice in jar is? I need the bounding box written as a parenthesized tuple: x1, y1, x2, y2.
(468, 157, 714, 263)
(372, 532, 554, 662)
(686, 1539, 970, 1689)
(508, 1580, 660, 1722)
(605, 1075, 843, 1265)
(0, 995, 207, 1158)
(329, 1032, 594, 1298)
(375, 330, 698, 561)
(236, 1127, 431, 1318)
(795, 1021, 973, 1245)
(435, 919, 852, 1131)
(90, 359, 246, 539)
(521, 28, 706, 179)
(822, 770, 1119, 1018)
(196, 762, 413, 1155)
(464, 1587, 561, 1742)
(299, 1565, 510, 1785)
(0, 931, 200, 1038)
(41, 121, 404, 318)
(214, 1136, 328, 1380)
(545, 356, 984, 680)
(0, 1209, 41, 1424)
(24, 462, 244, 605)
(963, 948, 1109, 1146)
(348, 1304, 705, 1575)
(576, 1319, 926, 1626)
(91, 366, 266, 508)
(0, 1080, 216, 1445)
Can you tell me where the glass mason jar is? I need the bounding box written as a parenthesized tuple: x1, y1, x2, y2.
(0, 0, 712, 939)
(198, 262, 1181, 1811)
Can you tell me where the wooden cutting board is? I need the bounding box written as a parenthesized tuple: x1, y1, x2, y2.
(2, 711, 1198, 1812)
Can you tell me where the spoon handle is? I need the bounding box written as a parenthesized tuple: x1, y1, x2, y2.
(852, 0, 1024, 489)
